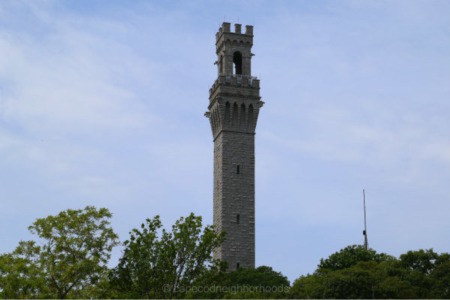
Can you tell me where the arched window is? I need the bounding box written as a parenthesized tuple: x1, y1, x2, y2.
(248, 104, 254, 130)
(232, 103, 238, 127)
(225, 102, 231, 125)
(212, 109, 217, 132)
(240, 104, 246, 129)
(215, 108, 221, 128)
(219, 55, 224, 74)
(233, 51, 242, 75)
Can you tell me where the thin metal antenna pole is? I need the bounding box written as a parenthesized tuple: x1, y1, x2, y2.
(363, 189, 368, 250)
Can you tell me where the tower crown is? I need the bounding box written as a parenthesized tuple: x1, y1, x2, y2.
(215, 22, 254, 77)
(207, 22, 263, 139)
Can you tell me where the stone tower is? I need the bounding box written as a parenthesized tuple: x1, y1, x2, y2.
(205, 22, 263, 270)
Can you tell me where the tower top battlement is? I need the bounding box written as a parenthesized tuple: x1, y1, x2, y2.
(216, 22, 253, 40)
(214, 22, 255, 77)
(216, 23, 253, 50)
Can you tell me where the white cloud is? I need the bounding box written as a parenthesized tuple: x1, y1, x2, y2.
(1, 20, 154, 133)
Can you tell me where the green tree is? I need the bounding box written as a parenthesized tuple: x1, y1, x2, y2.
(290, 271, 328, 299)
(188, 265, 290, 299)
(290, 245, 420, 299)
(224, 266, 290, 299)
(400, 249, 439, 274)
(317, 245, 395, 272)
(110, 213, 225, 298)
(317, 261, 418, 299)
(399, 249, 450, 298)
(429, 260, 450, 298)
(0, 241, 49, 298)
(0, 206, 119, 299)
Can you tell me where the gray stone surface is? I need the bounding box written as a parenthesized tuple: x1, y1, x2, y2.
(206, 22, 263, 271)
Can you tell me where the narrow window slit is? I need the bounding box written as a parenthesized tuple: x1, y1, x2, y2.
(237, 165, 240, 174)
(233, 52, 242, 75)
(237, 214, 240, 224)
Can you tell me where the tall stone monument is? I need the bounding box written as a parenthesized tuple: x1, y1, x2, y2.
(205, 22, 263, 270)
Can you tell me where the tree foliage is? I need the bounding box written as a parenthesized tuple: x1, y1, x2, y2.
(317, 245, 395, 271)
(4, 207, 450, 299)
(188, 265, 290, 299)
(398, 249, 450, 298)
(0, 241, 49, 298)
(0, 206, 119, 299)
(290, 245, 450, 299)
(110, 213, 225, 298)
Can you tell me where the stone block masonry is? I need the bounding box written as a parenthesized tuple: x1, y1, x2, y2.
(205, 22, 263, 271)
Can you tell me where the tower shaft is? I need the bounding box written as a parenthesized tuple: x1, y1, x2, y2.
(206, 22, 263, 270)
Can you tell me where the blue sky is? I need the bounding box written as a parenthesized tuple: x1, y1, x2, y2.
(1, 0, 449, 282)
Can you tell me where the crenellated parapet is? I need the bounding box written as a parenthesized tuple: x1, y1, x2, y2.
(207, 73, 263, 139)
(215, 23, 254, 50)
(215, 22, 254, 77)
(209, 74, 260, 99)
(215, 22, 253, 39)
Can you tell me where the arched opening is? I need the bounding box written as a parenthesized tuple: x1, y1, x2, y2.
(219, 55, 224, 74)
(215, 108, 221, 128)
(211, 110, 216, 132)
(248, 104, 254, 130)
(232, 103, 238, 127)
(213, 108, 219, 132)
(233, 51, 242, 75)
(225, 102, 231, 125)
(240, 104, 246, 129)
